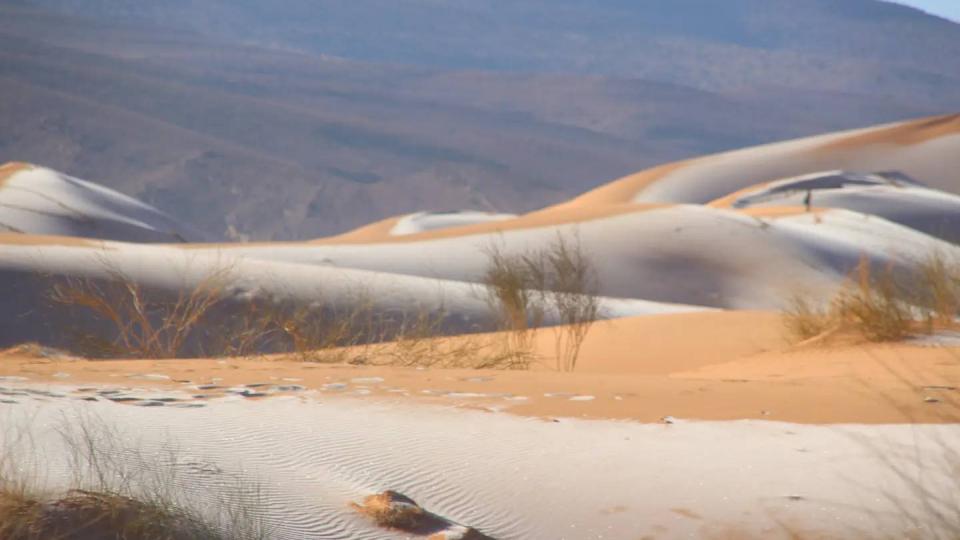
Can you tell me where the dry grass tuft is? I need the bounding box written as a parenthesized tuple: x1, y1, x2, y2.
(784, 254, 960, 344)
(0, 413, 268, 540)
(481, 232, 600, 371)
(0, 489, 208, 540)
(47, 262, 231, 359)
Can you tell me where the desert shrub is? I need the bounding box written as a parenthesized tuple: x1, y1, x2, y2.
(0, 414, 267, 540)
(482, 232, 600, 371)
(914, 252, 960, 326)
(783, 293, 835, 341)
(0, 489, 214, 540)
(542, 234, 600, 372)
(47, 262, 231, 359)
(481, 242, 546, 356)
(784, 254, 960, 344)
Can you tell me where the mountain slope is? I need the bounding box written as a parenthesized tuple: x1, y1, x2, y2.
(13, 0, 960, 101)
(0, 2, 956, 239)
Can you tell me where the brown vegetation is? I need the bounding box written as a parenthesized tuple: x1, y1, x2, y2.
(44, 261, 529, 369)
(784, 254, 960, 344)
(0, 414, 266, 540)
(0, 489, 207, 540)
(482, 233, 600, 371)
(47, 263, 230, 359)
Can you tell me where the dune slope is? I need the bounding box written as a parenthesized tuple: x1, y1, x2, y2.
(0, 163, 203, 242)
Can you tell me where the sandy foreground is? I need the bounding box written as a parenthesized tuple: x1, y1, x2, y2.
(4, 311, 960, 425)
(3, 310, 960, 539)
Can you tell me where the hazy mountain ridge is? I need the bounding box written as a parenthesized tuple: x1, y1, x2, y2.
(12, 0, 960, 96)
(0, 1, 957, 239)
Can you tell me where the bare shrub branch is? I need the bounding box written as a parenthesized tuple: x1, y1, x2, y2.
(47, 261, 232, 359)
(481, 231, 601, 371)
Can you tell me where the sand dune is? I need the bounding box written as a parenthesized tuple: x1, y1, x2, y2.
(212, 204, 960, 309)
(5, 115, 960, 354)
(552, 113, 960, 209)
(709, 170, 960, 243)
(0, 162, 204, 242)
(0, 235, 704, 353)
(5, 114, 960, 539)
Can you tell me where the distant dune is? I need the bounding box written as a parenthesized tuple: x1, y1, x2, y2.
(0, 162, 204, 242)
(4, 113, 960, 540)
(2, 114, 960, 354)
(556, 113, 960, 208)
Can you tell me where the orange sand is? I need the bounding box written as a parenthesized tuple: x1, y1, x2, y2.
(315, 202, 671, 244)
(0, 161, 31, 187)
(0, 232, 97, 247)
(4, 311, 960, 424)
(819, 113, 960, 153)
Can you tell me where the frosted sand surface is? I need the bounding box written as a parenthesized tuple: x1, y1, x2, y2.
(3, 389, 960, 539)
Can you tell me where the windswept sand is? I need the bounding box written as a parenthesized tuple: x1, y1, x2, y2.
(0, 232, 97, 247)
(307, 202, 670, 245)
(546, 114, 960, 208)
(819, 113, 960, 152)
(0, 163, 203, 242)
(7, 393, 960, 539)
(4, 311, 960, 425)
(0, 161, 31, 187)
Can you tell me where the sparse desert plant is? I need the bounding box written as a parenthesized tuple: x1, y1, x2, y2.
(783, 258, 913, 343)
(0, 412, 268, 540)
(46, 262, 231, 359)
(542, 233, 600, 372)
(481, 232, 601, 371)
(281, 296, 383, 363)
(481, 240, 547, 357)
(295, 301, 533, 370)
(836, 259, 914, 342)
(782, 292, 836, 342)
(914, 252, 960, 327)
(783, 253, 960, 344)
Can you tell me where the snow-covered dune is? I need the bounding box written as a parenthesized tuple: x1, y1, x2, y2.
(206, 203, 960, 309)
(709, 170, 960, 244)
(4, 114, 960, 354)
(553, 114, 960, 209)
(0, 235, 701, 353)
(389, 211, 517, 236)
(0, 162, 203, 242)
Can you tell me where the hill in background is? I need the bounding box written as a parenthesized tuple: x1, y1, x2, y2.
(1, 0, 958, 239)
